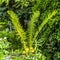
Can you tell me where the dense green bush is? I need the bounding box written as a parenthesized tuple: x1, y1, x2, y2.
(0, 0, 60, 60)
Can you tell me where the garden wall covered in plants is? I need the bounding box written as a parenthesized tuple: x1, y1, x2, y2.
(0, 0, 60, 60)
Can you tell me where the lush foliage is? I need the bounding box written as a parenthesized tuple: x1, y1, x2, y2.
(0, 0, 60, 60)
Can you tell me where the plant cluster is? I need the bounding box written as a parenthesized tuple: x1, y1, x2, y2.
(0, 0, 60, 60)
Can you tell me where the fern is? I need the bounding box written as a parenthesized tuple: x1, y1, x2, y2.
(7, 0, 58, 55)
(7, 10, 28, 52)
(33, 10, 58, 41)
(28, 11, 40, 48)
(7, 5, 58, 55)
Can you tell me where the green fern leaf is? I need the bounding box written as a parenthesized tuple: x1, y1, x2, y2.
(7, 10, 27, 50)
(28, 11, 40, 47)
(33, 10, 58, 41)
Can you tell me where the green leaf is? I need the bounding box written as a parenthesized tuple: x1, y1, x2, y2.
(28, 11, 40, 47)
(7, 10, 27, 51)
(33, 10, 57, 41)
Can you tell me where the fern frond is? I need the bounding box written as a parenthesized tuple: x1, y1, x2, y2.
(33, 10, 58, 41)
(7, 10, 27, 50)
(28, 11, 40, 47)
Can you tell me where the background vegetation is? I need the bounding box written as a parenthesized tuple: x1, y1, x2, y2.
(0, 0, 60, 60)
